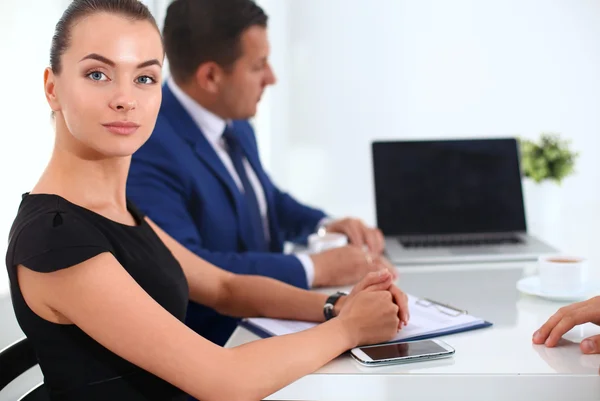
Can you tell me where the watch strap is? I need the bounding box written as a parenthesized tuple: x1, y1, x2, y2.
(323, 291, 348, 320)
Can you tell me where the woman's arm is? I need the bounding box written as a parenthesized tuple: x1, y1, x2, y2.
(19, 253, 399, 401)
(147, 218, 409, 324)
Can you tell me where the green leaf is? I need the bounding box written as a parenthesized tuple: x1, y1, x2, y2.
(519, 132, 578, 183)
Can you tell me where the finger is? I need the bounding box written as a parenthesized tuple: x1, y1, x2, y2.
(346, 221, 366, 248)
(400, 292, 409, 326)
(545, 308, 593, 347)
(326, 219, 361, 246)
(389, 285, 410, 326)
(364, 227, 380, 254)
(364, 227, 384, 255)
(374, 229, 385, 254)
(388, 286, 403, 329)
(373, 256, 398, 280)
(362, 275, 393, 292)
(380, 257, 398, 280)
(362, 250, 377, 272)
(581, 334, 600, 354)
(367, 230, 386, 256)
(352, 269, 391, 292)
(533, 302, 586, 344)
(388, 266, 398, 281)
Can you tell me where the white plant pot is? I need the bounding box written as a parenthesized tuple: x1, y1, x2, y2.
(522, 179, 562, 240)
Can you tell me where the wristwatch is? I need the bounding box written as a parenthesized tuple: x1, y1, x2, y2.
(316, 217, 334, 237)
(323, 291, 348, 320)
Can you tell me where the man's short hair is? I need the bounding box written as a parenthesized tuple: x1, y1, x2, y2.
(164, 0, 268, 83)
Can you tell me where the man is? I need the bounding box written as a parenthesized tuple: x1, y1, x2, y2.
(127, 0, 393, 345)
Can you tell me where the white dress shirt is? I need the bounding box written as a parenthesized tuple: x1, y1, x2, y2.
(167, 78, 315, 287)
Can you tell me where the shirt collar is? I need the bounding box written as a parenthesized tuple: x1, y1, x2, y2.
(167, 77, 227, 146)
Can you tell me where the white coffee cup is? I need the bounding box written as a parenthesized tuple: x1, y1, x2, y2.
(307, 233, 348, 254)
(538, 255, 587, 295)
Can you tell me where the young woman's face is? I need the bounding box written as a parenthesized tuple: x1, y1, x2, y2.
(45, 12, 164, 158)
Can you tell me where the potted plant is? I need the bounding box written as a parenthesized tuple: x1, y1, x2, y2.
(518, 133, 579, 234)
(519, 133, 578, 184)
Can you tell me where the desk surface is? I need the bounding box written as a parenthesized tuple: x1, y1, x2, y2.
(225, 262, 600, 401)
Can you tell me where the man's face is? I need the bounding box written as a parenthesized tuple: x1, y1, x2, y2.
(218, 26, 276, 119)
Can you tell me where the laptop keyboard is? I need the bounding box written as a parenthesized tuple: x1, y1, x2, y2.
(399, 235, 523, 248)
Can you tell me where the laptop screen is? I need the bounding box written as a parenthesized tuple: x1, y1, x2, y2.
(372, 138, 527, 236)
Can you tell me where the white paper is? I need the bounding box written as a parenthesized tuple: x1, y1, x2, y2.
(245, 294, 486, 343)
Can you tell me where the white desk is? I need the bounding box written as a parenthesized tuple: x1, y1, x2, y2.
(225, 263, 600, 401)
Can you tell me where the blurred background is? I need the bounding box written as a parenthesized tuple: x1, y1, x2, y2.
(1, 0, 599, 296)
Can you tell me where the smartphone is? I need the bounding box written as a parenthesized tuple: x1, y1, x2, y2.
(350, 339, 455, 366)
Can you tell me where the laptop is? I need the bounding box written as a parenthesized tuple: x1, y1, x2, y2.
(372, 138, 557, 265)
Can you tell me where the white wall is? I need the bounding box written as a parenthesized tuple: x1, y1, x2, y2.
(258, 0, 600, 261)
(0, 1, 67, 296)
(2, 1, 600, 297)
(0, 0, 171, 296)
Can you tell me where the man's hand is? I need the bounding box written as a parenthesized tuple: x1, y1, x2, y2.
(311, 246, 397, 287)
(373, 255, 399, 281)
(533, 296, 600, 354)
(325, 218, 385, 255)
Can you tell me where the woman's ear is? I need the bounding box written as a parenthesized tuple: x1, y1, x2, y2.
(44, 67, 61, 113)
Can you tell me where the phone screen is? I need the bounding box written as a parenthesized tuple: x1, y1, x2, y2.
(361, 341, 448, 361)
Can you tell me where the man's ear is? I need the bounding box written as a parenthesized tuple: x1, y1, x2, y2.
(194, 62, 225, 94)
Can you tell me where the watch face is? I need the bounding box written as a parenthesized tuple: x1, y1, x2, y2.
(324, 304, 334, 320)
(325, 292, 346, 320)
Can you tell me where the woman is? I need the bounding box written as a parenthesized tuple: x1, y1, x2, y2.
(5, 1, 409, 400)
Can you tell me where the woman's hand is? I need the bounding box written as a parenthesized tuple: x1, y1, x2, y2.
(336, 270, 410, 346)
(533, 296, 600, 354)
(344, 269, 409, 327)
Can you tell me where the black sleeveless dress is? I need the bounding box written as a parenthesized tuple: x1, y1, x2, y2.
(5, 194, 189, 400)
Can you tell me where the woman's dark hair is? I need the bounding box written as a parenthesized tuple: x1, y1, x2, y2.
(163, 0, 268, 84)
(50, 0, 159, 75)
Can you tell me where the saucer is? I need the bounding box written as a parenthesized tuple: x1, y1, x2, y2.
(516, 276, 597, 302)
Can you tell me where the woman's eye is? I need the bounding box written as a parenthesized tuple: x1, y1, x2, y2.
(136, 76, 156, 85)
(87, 71, 107, 81)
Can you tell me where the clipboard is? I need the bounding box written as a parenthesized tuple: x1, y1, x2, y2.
(240, 294, 493, 344)
(415, 297, 469, 316)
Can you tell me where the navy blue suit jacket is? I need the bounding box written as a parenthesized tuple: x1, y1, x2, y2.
(127, 84, 326, 345)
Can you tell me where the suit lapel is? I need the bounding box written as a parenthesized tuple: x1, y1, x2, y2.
(161, 85, 254, 251)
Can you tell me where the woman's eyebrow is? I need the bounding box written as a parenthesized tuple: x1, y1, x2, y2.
(80, 53, 162, 68)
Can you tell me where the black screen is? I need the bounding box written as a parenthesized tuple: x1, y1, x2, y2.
(361, 341, 448, 360)
(372, 138, 526, 236)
